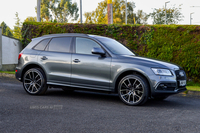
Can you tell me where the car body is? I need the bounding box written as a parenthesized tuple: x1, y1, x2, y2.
(15, 33, 187, 105)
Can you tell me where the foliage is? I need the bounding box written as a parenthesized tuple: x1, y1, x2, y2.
(0, 21, 13, 37)
(150, 5, 183, 24)
(187, 81, 200, 87)
(84, 0, 139, 24)
(37, 0, 79, 23)
(21, 22, 200, 82)
(135, 10, 149, 24)
(13, 12, 22, 40)
(24, 17, 37, 22)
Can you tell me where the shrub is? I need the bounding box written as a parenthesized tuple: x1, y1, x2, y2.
(21, 22, 200, 82)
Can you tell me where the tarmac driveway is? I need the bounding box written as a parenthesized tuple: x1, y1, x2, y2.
(0, 76, 200, 133)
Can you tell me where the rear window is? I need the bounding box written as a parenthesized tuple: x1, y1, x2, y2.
(48, 37, 72, 53)
(33, 39, 50, 51)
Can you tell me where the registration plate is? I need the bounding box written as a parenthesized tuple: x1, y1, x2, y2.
(179, 80, 186, 86)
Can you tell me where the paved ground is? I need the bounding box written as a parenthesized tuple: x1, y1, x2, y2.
(0, 76, 200, 133)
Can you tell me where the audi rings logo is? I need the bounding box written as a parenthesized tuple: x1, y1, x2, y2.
(179, 71, 184, 77)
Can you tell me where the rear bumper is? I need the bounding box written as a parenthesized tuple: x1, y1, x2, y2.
(15, 67, 22, 82)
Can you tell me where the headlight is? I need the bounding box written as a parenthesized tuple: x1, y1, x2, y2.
(151, 68, 172, 76)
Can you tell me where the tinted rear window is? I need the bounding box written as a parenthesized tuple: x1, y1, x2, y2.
(34, 39, 50, 51)
(48, 37, 72, 53)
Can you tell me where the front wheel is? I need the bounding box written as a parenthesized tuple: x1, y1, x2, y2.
(118, 74, 149, 106)
(23, 68, 48, 95)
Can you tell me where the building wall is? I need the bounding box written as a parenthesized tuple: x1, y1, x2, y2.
(2, 35, 22, 65)
(0, 27, 2, 70)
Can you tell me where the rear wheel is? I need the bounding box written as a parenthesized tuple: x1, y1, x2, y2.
(118, 74, 149, 106)
(23, 68, 48, 95)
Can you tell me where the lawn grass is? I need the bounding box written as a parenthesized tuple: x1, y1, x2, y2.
(186, 81, 200, 92)
(186, 86, 200, 92)
(0, 71, 15, 74)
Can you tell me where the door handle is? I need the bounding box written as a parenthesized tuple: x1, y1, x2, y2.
(73, 59, 80, 63)
(41, 56, 48, 60)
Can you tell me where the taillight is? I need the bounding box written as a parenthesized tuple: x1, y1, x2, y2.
(18, 53, 22, 60)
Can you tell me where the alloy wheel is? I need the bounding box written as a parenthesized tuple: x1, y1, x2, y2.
(119, 75, 145, 105)
(23, 69, 43, 94)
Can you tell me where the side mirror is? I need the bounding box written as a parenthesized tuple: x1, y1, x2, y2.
(91, 47, 106, 56)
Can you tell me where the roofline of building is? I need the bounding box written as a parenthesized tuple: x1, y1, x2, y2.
(2, 35, 20, 41)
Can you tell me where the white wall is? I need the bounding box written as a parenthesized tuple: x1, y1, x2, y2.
(2, 35, 22, 65)
(0, 27, 2, 69)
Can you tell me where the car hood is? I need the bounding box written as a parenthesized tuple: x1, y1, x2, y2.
(119, 55, 180, 70)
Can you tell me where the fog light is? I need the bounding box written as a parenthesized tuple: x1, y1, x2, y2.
(160, 84, 167, 89)
(156, 83, 176, 91)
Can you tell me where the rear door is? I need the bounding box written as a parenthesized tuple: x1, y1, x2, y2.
(71, 37, 111, 90)
(38, 37, 72, 85)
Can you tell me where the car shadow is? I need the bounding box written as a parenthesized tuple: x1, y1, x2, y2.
(43, 88, 190, 108)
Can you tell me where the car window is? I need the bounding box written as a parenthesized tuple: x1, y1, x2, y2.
(96, 37, 134, 55)
(48, 37, 72, 53)
(76, 37, 101, 55)
(34, 39, 50, 51)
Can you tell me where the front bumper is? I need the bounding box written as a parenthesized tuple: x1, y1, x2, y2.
(152, 87, 187, 97)
(151, 69, 187, 97)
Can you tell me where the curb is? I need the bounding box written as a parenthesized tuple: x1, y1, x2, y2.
(182, 90, 200, 96)
(0, 73, 15, 78)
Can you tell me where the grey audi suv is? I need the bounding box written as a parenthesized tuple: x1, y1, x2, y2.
(15, 33, 187, 105)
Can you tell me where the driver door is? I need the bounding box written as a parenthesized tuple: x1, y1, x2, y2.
(71, 37, 111, 91)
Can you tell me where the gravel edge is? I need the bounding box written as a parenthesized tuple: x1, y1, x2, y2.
(0, 73, 15, 78)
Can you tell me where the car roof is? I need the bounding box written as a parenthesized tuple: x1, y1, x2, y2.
(42, 33, 89, 37)
(32, 33, 90, 41)
(32, 33, 110, 41)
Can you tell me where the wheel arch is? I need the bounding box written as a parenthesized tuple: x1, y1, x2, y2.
(114, 69, 152, 96)
(21, 63, 47, 81)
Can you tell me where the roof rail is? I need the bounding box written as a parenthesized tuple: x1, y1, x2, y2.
(42, 33, 89, 37)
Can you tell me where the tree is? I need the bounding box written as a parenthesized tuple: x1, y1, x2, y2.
(24, 17, 37, 22)
(150, 5, 183, 24)
(0, 21, 13, 37)
(135, 10, 149, 24)
(13, 12, 22, 40)
(84, 0, 136, 24)
(37, 0, 79, 23)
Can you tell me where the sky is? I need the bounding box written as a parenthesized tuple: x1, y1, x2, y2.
(0, 0, 200, 29)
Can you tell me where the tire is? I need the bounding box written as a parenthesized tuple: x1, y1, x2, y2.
(23, 68, 48, 95)
(153, 96, 168, 101)
(118, 74, 149, 106)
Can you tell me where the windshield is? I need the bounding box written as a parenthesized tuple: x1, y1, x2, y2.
(96, 37, 135, 55)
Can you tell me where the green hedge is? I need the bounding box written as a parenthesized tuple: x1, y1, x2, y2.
(21, 22, 200, 82)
